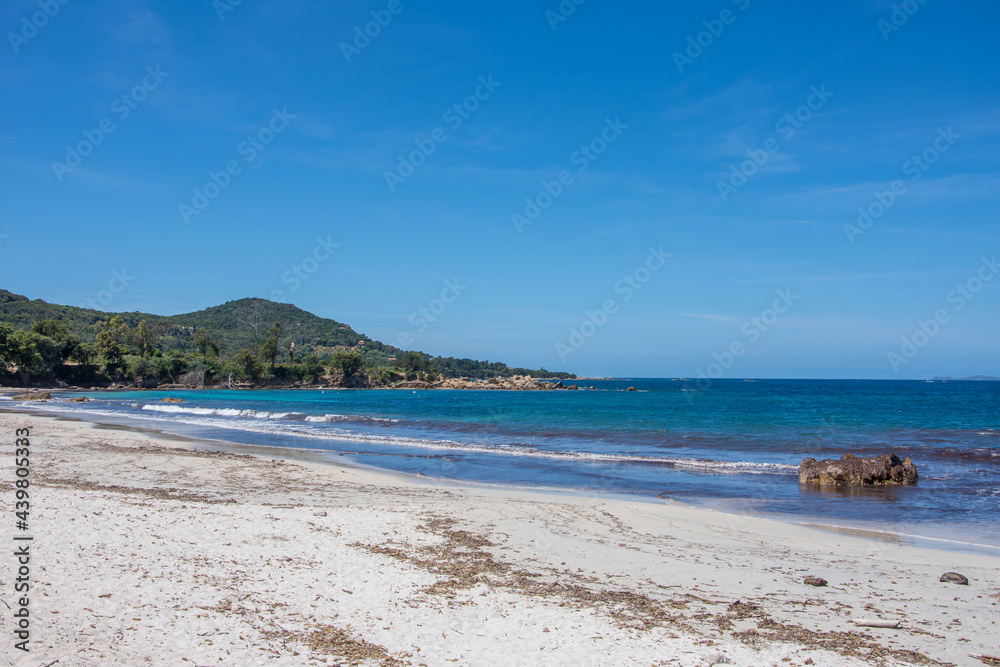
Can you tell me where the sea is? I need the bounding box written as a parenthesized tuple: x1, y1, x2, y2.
(5, 378, 999, 554)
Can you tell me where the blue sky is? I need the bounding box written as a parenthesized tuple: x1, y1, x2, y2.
(1, 0, 997, 379)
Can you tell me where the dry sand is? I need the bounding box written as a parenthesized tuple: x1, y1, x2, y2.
(1, 410, 998, 666)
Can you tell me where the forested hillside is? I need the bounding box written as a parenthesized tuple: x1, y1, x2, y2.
(0, 289, 574, 387)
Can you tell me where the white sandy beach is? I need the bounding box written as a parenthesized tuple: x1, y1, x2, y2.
(2, 410, 998, 667)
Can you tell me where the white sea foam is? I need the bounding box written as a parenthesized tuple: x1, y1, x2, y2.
(304, 413, 399, 424)
(143, 411, 795, 474)
(24, 400, 797, 476)
(141, 404, 295, 420)
(137, 404, 400, 424)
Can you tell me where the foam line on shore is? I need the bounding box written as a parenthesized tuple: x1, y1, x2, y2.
(13, 400, 799, 475)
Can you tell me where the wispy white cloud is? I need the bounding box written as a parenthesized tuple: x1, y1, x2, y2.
(737, 270, 938, 285)
(100, 1, 172, 49)
(676, 312, 736, 322)
(768, 172, 1000, 210)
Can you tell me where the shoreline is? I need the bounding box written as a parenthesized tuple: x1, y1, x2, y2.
(191, 434, 1000, 558)
(3, 411, 999, 666)
(6, 401, 1000, 559)
(0, 375, 592, 393)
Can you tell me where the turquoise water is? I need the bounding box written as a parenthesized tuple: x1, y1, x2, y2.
(11, 379, 1000, 550)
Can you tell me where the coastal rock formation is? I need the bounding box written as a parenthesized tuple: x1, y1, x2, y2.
(431, 375, 559, 391)
(798, 453, 918, 486)
(67, 396, 90, 402)
(161, 397, 184, 403)
(393, 380, 435, 389)
(939, 572, 969, 585)
(12, 391, 51, 401)
(389, 376, 564, 391)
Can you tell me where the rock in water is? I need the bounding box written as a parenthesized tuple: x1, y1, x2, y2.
(12, 392, 51, 401)
(798, 452, 918, 486)
(803, 576, 828, 587)
(940, 572, 969, 585)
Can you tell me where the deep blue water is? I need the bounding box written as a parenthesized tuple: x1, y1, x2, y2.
(7, 379, 999, 550)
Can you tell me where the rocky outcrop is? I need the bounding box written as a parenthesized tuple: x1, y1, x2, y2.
(393, 380, 435, 390)
(798, 453, 918, 486)
(386, 375, 585, 391)
(12, 391, 51, 401)
(431, 375, 559, 391)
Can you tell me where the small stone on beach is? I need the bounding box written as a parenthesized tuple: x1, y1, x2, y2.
(803, 576, 828, 587)
(940, 572, 969, 585)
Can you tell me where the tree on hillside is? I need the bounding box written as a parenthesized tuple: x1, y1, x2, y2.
(332, 350, 364, 380)
(302, 354, 325, 383)
(260, 337, 278, 369)
(30, 319, 69, 341)
(0, 324, 30, 380)
(132, 319, 159, 358)
(192, 330, 220, 362)
(72, 342, 96, 365)
(232, 349, 265, 382)
(397, 351, 432, 372)
(285, 338, 295, 364)
(95, 316, 130, 375)
(31, 319, 81, 361)
(261, 321, 283, 368)
(0, 323, 67, 384)
(236, 298, 262, 353)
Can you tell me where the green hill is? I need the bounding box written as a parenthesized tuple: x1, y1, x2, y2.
(0, 289, 161, 339)
(164, 297, 391, 360)
(0, 290, 392, 362)
(0, 289, 572, 381)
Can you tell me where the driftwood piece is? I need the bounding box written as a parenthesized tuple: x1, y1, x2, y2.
(853, 619, 900, 628)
